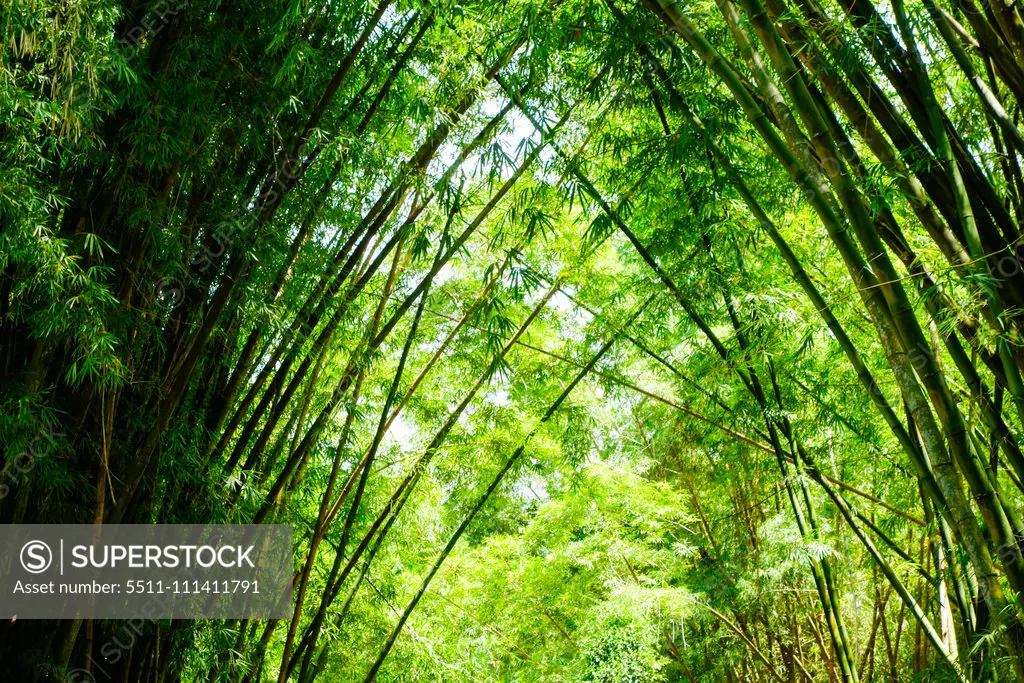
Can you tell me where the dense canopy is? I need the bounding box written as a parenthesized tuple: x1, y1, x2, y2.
(5, 0, 1024, 679)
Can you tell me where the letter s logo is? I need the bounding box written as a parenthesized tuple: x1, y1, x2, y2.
(20, 540, 52, 574)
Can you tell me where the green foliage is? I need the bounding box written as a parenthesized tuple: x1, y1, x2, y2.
(580, 614, 664, 683)
(4, 0, 1024, 680)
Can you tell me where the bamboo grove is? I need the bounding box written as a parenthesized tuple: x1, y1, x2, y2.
(7, 0, 1024, 678)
